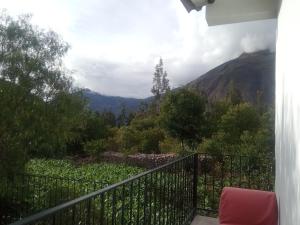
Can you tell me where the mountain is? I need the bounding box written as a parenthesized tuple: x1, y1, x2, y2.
(83, 89, 147, 115)
(84, 50, 275, 114)
(185, 50, 275, 105)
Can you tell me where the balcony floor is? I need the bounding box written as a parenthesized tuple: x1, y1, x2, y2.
(191, 216, 218, 225)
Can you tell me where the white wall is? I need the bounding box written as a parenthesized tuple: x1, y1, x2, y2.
(275, 0, 300, 224)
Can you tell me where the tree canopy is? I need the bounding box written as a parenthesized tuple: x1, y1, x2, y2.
(0, 12, 86, 175)
(160, 89, 206, 150)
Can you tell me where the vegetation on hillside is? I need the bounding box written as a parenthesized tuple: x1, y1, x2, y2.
(0, 12, 275, 178)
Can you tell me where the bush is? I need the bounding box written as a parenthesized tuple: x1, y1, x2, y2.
(140, 128, 165, 154)
(117, 127, 141, 154)
(159, 136, 181, 154)
(83, 139, 107, 158)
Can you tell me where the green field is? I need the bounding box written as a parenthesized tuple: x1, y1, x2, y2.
(1, 159, 144, 224)
(26, 159, 144, 184)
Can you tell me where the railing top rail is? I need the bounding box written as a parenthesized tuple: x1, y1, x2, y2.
(10, 153, 196, 225)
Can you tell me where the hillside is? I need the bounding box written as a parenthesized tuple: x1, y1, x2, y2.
(83, 89, 146, 115)
(84, 50, 275, 114)
(185, 50, 275, 105)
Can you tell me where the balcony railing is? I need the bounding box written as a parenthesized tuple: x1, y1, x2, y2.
(197, 153, 275, 215)
(4, 153, 275, 225)
(8, 154, 197, 225)
(0, 174, 104, 224)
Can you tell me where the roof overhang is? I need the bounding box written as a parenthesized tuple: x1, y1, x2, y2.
(181, 0, 279, 26)
(180, 0, 215, 13)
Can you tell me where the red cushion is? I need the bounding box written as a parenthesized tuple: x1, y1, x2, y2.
(219, 187, 278, 225)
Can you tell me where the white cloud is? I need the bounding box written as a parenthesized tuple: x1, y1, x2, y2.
(1, 0, 277, 98)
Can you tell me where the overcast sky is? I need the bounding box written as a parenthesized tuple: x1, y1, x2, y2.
(1, 0, 277, 98)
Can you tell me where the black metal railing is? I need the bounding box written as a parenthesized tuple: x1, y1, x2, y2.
(9, 154, 197, 225)
(0, 174, 104, 224)
(197, 153, 275, 216)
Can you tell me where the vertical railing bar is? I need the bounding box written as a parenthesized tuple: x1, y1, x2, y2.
(248, 157, 251, 188)
(204, 153, 207, 211)
(100, 193, 104, 225)
(143, 175, 148, 225)
(184, 158, 188, 222)
(106, 191, 110, 225)
(172, 162, 177, 225)
(181, 159, 186, 224)
(157, 170, 162, 225)
(167, 164, 173, 225)
(174, 162, 181, 224)
(86, 199, 91, 225)
(162, 167, 167, 225)
(148, 173, 153, 225)
(176, 161, 181, 225)
(112, 189, 116, 225)
(129, 181, 133, 225)
(193, 153, 198, 216)
(153, 172, 158, 225)
(72, 205, 75, 225)
(230, 155, 233, 187)
(121, 184, 125, 225)
(239, 155, 242, 187)
(136, 178, 141, 225)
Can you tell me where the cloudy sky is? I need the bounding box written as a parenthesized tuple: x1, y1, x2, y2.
(1, 0, 277, 98)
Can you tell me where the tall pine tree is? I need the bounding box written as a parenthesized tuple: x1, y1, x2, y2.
(151, 58, 170, 112)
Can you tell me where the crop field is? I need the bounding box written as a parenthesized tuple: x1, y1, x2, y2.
(0, 159, 144, 224)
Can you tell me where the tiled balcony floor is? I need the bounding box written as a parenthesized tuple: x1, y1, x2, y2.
(191, 215, 219, 225)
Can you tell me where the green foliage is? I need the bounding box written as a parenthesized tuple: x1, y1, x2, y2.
(159, 136, 181, 154)
(26, 159, 143, 182)
(140, 128, 165, 154)
(117, 127, 142, 153)
(160, 89, 206, 149)
(199, 133, 226, 156)
(130, 115, 157, 130)
(100, 111, 116, 127)
(0, 159, 144, 222)
(203, 100, 231, 137)
(226, 80, 243, 105)
(117, 104, 128, 127)
(151, 58, 170, 102)
(199, 102, 274, 157)
(84, 112, 109, 141)
(117, 115, 165, 154)
(83, 139, 107, 158)
(0, 12, 87, 175)
(220, 103, 260, 143)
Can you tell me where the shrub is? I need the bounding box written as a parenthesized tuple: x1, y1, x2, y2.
(140, 128, 165, 154)
(159, 136, 181, 154)
(117, 127, 141, 154)
(83, 139, 107, 158)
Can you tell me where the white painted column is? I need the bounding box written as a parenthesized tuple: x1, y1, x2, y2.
(275, 0, 300, 224)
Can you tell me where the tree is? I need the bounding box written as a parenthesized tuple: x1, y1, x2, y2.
(226, 80, 243, 105)
(101, 111, 116, 127)
(220, 103, 260, 144)
(0, 13, 70, 100)
(199, 102, 271, 157)
(160, 89, 206, 150)
(0, 12, 85, 175)
(151, 58, 170, 112)
(117, 104, 127, 127)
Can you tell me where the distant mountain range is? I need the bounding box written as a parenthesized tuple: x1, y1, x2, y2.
(83, 89, 148, 115)
(84, 50, 275, 114)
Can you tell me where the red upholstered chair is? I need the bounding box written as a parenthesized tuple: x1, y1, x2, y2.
(219, 187, 278, 225)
